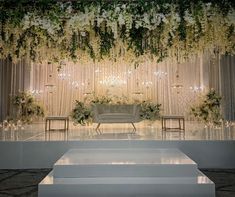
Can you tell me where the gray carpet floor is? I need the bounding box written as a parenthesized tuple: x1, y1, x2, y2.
(0, 169, 234, 197)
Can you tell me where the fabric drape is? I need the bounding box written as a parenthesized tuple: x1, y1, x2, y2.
(0, 55, 234, 121)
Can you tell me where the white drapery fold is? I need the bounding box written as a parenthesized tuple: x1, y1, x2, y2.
(29, 57, 204, 118)
(0, 55, 234, 121)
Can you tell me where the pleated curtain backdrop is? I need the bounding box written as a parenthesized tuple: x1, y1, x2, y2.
(0, 55, 234, 121)
(29, 57, 204, 118)
(220, 55, 235, 120)
(0, 59, 30, 121)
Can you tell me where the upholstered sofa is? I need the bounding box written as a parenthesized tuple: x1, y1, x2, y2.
(92, 104, 141, 132)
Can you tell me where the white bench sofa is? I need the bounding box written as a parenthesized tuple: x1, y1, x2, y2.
(92, 104, 141, 132)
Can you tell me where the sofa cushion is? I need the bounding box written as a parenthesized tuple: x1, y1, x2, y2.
(99, 113, 134, 121)
(96, 105, 134, 114)
(93, 104, 141, 123)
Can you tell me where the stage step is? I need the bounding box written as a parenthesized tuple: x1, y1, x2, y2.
(39, 170, 215, 197)
(53, 148, 198, 178)
(38, 148, 215, 197)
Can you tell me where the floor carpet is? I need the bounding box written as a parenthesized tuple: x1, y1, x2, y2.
(0, 169, 234, 197)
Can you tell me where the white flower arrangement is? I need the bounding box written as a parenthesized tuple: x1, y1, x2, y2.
(0, 1, 234, 64)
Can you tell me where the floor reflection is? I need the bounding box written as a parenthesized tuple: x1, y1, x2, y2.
(0, 120, 234, 141)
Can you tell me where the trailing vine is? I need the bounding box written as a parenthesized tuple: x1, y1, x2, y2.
(0, 0, 235, 65)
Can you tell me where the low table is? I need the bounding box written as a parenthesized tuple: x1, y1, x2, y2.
(162, 115, 185, 131)
(45, 116, 69, 132)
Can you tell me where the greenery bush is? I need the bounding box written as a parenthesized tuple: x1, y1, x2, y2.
(71, 95, 161, 125)
(71, 100, 93, 125)
(140, 101, 161, 121)
(191, 89, 222, 125)
(11, 91, 44, 123)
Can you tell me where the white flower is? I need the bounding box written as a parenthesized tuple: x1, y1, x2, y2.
(66, 5, 73, 14)
(135, 20, 142, 29)
(184, 10, 195, 26)
(118, 14, 125, 26)
(228, 9, 235, 25)
(115, 6, 121, 13)
(143, 13, 150, 25)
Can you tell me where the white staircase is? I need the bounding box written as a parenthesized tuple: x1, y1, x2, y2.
(38, 148, 215, 197)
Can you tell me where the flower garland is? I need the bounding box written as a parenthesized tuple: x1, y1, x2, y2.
(0, 0, 235, 65)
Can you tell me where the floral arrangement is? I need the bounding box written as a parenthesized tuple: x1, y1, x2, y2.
(11, 91, 44, 123)
(191, 89, 222, 125)
(140, 101, 161, 121)
(71, 95, 161, 125)
(0, 0, 235, 66)
(88, 95, 112, 105)
(71, 100, 93, 126)
(85, 93, 129, 105)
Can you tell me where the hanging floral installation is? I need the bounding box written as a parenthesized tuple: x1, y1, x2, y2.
(0, 0, 235, 66)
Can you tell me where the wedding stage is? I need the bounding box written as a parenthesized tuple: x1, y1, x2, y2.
(1, 1, 235, 196)
(0, 120, 235, 170)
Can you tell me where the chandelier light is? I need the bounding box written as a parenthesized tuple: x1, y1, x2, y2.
(58, 72, 71, 80)
(153, 71, 167, 79)
(132, 79, 143, 95)
(99, 76, 127, 87)
(171, 64, 183, 94)
(190, 86, 204, 92)
(69, 81, 85, 89)
(142, 81, 153, 88)
(45, 84, 56, 93)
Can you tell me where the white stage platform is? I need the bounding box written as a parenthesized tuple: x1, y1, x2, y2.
(0, 140, 235, 169)
(53, 149, 198, 178)
(0, 120, 234, 169)
(38, 148, 215, 197)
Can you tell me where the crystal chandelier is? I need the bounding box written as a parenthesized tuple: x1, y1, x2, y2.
(153, 70, 167, 79)
(99, 75, 127, 87)
(171, 64, 183, 94)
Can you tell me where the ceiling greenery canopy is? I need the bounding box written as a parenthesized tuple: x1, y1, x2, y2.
(0, 0, 235, 65)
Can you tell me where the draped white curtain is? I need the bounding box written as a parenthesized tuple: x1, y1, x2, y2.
(218, 55, 235, 120)
(29, 57, 204, 118)
(0, 59, 30, 121)
(1, 55, 234, 121)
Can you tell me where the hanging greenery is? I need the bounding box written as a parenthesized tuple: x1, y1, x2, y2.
(0, 0, 235, 65)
